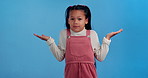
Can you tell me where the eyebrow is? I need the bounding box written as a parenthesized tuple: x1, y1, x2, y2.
(69, 16, 82, 18)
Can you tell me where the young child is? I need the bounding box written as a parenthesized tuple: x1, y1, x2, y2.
(34, 5, 122, 78)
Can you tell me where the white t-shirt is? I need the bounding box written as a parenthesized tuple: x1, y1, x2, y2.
(46, 28, 111, 62)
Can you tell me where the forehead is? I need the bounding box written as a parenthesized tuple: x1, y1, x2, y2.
(69, 10, 85, 17)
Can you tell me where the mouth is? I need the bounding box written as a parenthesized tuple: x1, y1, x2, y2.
(73, 26, 80, 28)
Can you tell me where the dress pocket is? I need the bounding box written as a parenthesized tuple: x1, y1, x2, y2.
(69, 39, 90, 57)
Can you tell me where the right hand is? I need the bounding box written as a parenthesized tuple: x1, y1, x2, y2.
(34, 34, 50, 41)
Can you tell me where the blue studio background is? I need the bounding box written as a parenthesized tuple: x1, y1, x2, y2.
(0, 0, 148, 78)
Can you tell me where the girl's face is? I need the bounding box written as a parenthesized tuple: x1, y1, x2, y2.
(68, 10, 88, 32)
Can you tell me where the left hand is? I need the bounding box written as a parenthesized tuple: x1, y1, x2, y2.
(106, 29, 123, 40)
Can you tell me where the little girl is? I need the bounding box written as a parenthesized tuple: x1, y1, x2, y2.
(34, 5, 122, 78)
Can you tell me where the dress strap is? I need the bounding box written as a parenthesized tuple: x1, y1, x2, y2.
(67, 29, 71, 38)
(86, 30, 90, 37)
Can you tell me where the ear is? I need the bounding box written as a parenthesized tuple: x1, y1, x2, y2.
(85, 18, 88, 24)
(68, 18, 70, 24)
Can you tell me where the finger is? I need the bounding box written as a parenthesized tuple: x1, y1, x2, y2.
(116, 29, 121, 32)
(34, 34, 41, 37)
(35, 34, 43, 38)
(34, 34, 40, 37)
(35, 34, 40, 37)
(34, 33, 38, 36)
(42, 34, 46, 36)
(119, 29, 123, 32)
(116, 29, 123, 34)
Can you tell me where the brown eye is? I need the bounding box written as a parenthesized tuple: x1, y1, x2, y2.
(70, 18, 74, 20)
(78, 18, 82, 20)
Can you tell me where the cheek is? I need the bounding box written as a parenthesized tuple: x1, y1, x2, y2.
(68, 18, 71, 24)
(81, 22, 86, 26)
(68, 22, 72, 26)
(68, 20, 72, 25)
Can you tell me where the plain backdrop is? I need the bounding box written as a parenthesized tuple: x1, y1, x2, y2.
(0, 0, 148, 78)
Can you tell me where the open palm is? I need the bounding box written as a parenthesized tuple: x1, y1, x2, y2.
(34, 34, 50, 41)
(106, 29, 123, 40)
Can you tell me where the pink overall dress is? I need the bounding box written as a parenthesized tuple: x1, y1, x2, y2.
(65, 29, 98, 78)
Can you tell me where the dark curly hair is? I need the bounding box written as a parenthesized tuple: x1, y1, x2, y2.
(65, 5, 92, 30)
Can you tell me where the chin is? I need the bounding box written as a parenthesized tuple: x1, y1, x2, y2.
(72, 29, 82, 32)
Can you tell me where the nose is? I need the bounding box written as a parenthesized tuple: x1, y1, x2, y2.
(74, 19, 78, 24)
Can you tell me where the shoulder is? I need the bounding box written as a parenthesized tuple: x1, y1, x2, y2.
(60, 29, 67, 34)
(59, 29, 67, 37)
(89, 30, 98, 36)
(90, 30, 96, 33)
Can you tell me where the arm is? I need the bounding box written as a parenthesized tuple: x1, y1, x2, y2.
(46, 37, 65, 62)
(94, 37, 111, 62)
(34, 31, 66, 62)
(92, 29, 123, 62)
(91, 31, 111, 62)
